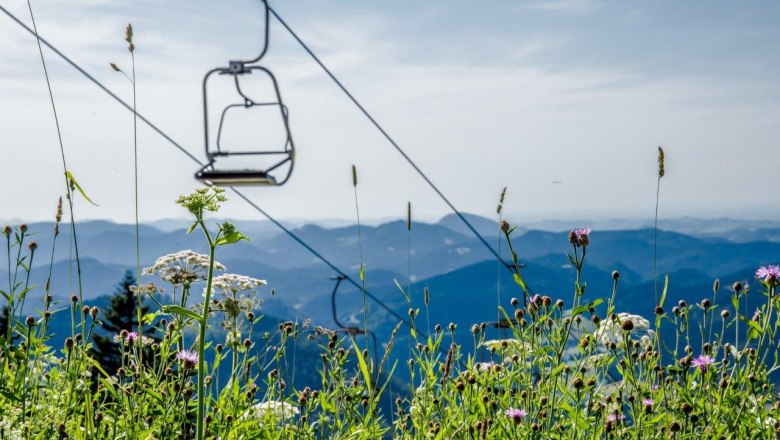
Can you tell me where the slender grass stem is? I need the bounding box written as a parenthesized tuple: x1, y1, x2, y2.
(25, 0, 85, 341)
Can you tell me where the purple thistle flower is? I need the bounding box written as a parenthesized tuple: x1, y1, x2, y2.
(177, 350, 198, 370)
(125, 331, 138, 344)
(505, 407, 527, 424)
(569, 228, 592, 247)
(642, 398, 654, 406)
(755, 265, 780, 287)
(607, 413, 625, 422)
(691, 355, 715, 372)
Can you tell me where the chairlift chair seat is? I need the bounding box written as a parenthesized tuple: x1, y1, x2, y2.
(195, 167, 278, 186)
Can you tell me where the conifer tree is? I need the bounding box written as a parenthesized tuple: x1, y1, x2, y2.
(91, 270, 151, 375)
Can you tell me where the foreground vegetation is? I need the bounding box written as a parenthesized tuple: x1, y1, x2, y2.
(0, 187, 778, 439)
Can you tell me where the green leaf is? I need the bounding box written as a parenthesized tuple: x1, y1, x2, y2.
(0, 388, 20, 402)
(162, 305, 203, 324)
(215, 231, 249, 246)
(393, 279, 410, 303)
(512, 273, 527, 292)
(659, 275, 669, 307)
(186, 221, 198, 235)
(141, 312, 161, 325)
(747, 321, 762, 341)
(351, 339, 373, 395)
(572, 298, 604, 317)
(359, 264, 365, 281)
(731, 293, 740, 312)
(65, 171, 98, 206)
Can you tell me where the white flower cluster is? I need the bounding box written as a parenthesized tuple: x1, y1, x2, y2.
(481, 339, 532, 356)
(593, 313, 655, 347)
(473, 361, 501, 374)
(244, 401, 299, 421)
(143, 250, 225, 285)
(211, 273, 266, 295)
(112, 333, 154, 346)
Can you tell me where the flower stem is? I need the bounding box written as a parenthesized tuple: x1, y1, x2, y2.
(196, 221, 216, 440)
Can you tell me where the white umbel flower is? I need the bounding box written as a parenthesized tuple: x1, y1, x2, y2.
(144, 250, 225, 285)
(210, 273, 266, 295)
(244, 401, 299, 421)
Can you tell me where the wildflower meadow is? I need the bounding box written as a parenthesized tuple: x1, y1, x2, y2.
(1, 2, 779, 439)
(1, 185, 779, 439)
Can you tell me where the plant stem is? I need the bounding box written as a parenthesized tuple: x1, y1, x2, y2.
(25, 0, 85, 341)
(196, 221, 215, 440)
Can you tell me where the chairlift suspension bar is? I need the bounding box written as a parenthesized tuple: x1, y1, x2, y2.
(0, 3, 418, 334)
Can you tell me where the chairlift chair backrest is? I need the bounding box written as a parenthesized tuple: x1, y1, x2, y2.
(197, 0, 295, 186)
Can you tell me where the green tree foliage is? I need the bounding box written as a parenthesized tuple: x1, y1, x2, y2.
(90, 270, 151, 375)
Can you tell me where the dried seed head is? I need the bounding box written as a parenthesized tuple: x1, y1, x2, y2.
(351, 164, 358, 187)
(657, 146, 665, 178)
(110, 62, 121, 72)
(55, 197, 63, 223)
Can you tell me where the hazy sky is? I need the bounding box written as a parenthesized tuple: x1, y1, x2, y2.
(1, 0, 779, 225)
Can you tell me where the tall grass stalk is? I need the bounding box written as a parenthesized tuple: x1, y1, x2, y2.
(654, 146, 665, 363)
(654, 146, 665, 306)
(25, 0, 85, 339)
(496, 187, 506, 327)
(351, 165, 369, 354)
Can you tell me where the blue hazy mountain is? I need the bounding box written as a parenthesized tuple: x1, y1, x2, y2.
(5, 215, 778, 391)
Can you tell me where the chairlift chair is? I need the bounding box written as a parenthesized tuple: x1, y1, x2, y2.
(197, 0, 295, 186)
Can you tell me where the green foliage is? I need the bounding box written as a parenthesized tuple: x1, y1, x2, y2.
(90, 270, 156, 375)
(1, 198, 780, 440)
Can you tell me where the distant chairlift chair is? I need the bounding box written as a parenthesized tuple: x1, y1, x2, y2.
(196, 0, 295, 186)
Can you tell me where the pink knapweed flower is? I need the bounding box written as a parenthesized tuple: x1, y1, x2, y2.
(126, 331, 138, 344)
(755, 265, 780, 287)
(607, 413, 625, 422)
(569, 228, 592, 247)
(177, 350, 199, 369)
(505, 407, 527, 424)
(691, 355, 715, 372)
(642, 398, 654, 406)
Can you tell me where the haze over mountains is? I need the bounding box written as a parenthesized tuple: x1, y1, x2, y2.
(7, 214, 778, 328)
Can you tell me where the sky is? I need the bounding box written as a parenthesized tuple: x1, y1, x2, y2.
(1, 0, 779, 226)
